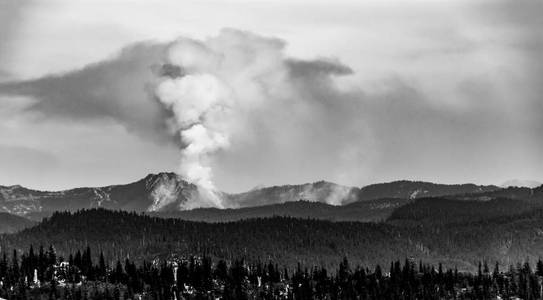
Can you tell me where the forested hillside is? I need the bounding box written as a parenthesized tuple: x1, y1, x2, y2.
(351, 181, 500, 204)
(388, 197, 537, 226)
(5, 208, 543, 272)
(226, 181, 360, 207)
(1, 209, 419, 270)
(453, 185, 543, 202)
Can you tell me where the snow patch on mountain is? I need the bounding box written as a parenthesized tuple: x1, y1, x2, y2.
(147, 173, 183, 211)
(409, 190, 421, 199)
(149, 181, 178, 211)
(92, 188, 111, 207)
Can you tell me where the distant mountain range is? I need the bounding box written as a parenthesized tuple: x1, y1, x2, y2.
(0, 173, 199, 216)
(152, 184, 543, 223)
(0, 172, 514, 219)
(353, 180, 499, 204)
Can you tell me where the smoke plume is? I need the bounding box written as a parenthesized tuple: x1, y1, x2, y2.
(0, 29, 370, 207)
(154, 29, 357, 206)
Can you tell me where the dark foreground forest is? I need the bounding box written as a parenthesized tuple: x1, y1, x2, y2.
(1, 245, 543, 299)
(4, 208, 543, 299)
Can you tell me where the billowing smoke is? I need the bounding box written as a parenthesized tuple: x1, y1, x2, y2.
(154, 29, 357, 207)
(156, 73, 231, 192)
(0, 29, 369, 208)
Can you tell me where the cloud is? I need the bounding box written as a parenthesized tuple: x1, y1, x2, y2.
(0, 0, 31, 62)
(0, 69, 12, 82)
(467, 0, 543, 134)
(0, 144, 60, 185)
(287, 58, 353, 77)
(0, 42, 173, 142)
(1, 22, 542, 194)
(0, 29, 375, 194)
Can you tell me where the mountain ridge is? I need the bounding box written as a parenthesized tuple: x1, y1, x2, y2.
(0, 172, 519, 217)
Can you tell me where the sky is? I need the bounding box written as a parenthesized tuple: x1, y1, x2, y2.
(0, 0, 541, 192)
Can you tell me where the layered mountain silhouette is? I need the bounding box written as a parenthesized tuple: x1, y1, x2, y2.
(2, 175, 543, 269)
(0, 172, 517, 220)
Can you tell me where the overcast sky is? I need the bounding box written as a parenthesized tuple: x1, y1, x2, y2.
(0, 0, 541, 192)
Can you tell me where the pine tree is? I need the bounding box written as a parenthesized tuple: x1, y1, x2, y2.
(11, 250, 19, 280)
(537, 259, 543, 277)
(99, 251, 107, 280)
(493, 261, 500, 277)
(47, 245, 56, 266)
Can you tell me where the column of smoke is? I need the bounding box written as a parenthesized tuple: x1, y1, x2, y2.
(156, 72, 230, 208)
(154, 30, 289, 208)
(0, 28, 366, 210)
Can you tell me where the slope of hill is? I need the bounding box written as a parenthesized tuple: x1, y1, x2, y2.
(350, 180, 500, 204)
(406, 208, 543, 268)
(0, 212, 35, 233)
(0, 175, 389, 216)
(0, 176, 363, 216)
(2, 209, 419, 269)
(6, 209, 543, 271)
(152, 198, 408, 222)
(452, 185, 543, 202)
(0, 173, 205, 216)
(387, 197, 537, 226)
(228, 181, 360, 207)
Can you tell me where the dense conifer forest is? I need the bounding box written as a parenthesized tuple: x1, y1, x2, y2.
(5, 208, 543, 272)
(1, 209, 415, 270)
(2, 245, 543, 299)
(4, 208, 543, 298)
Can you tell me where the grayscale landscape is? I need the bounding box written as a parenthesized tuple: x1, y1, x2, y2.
(0, 0, 541, 299)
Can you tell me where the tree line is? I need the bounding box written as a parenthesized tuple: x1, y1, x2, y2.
(2, 245, 543, 299)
